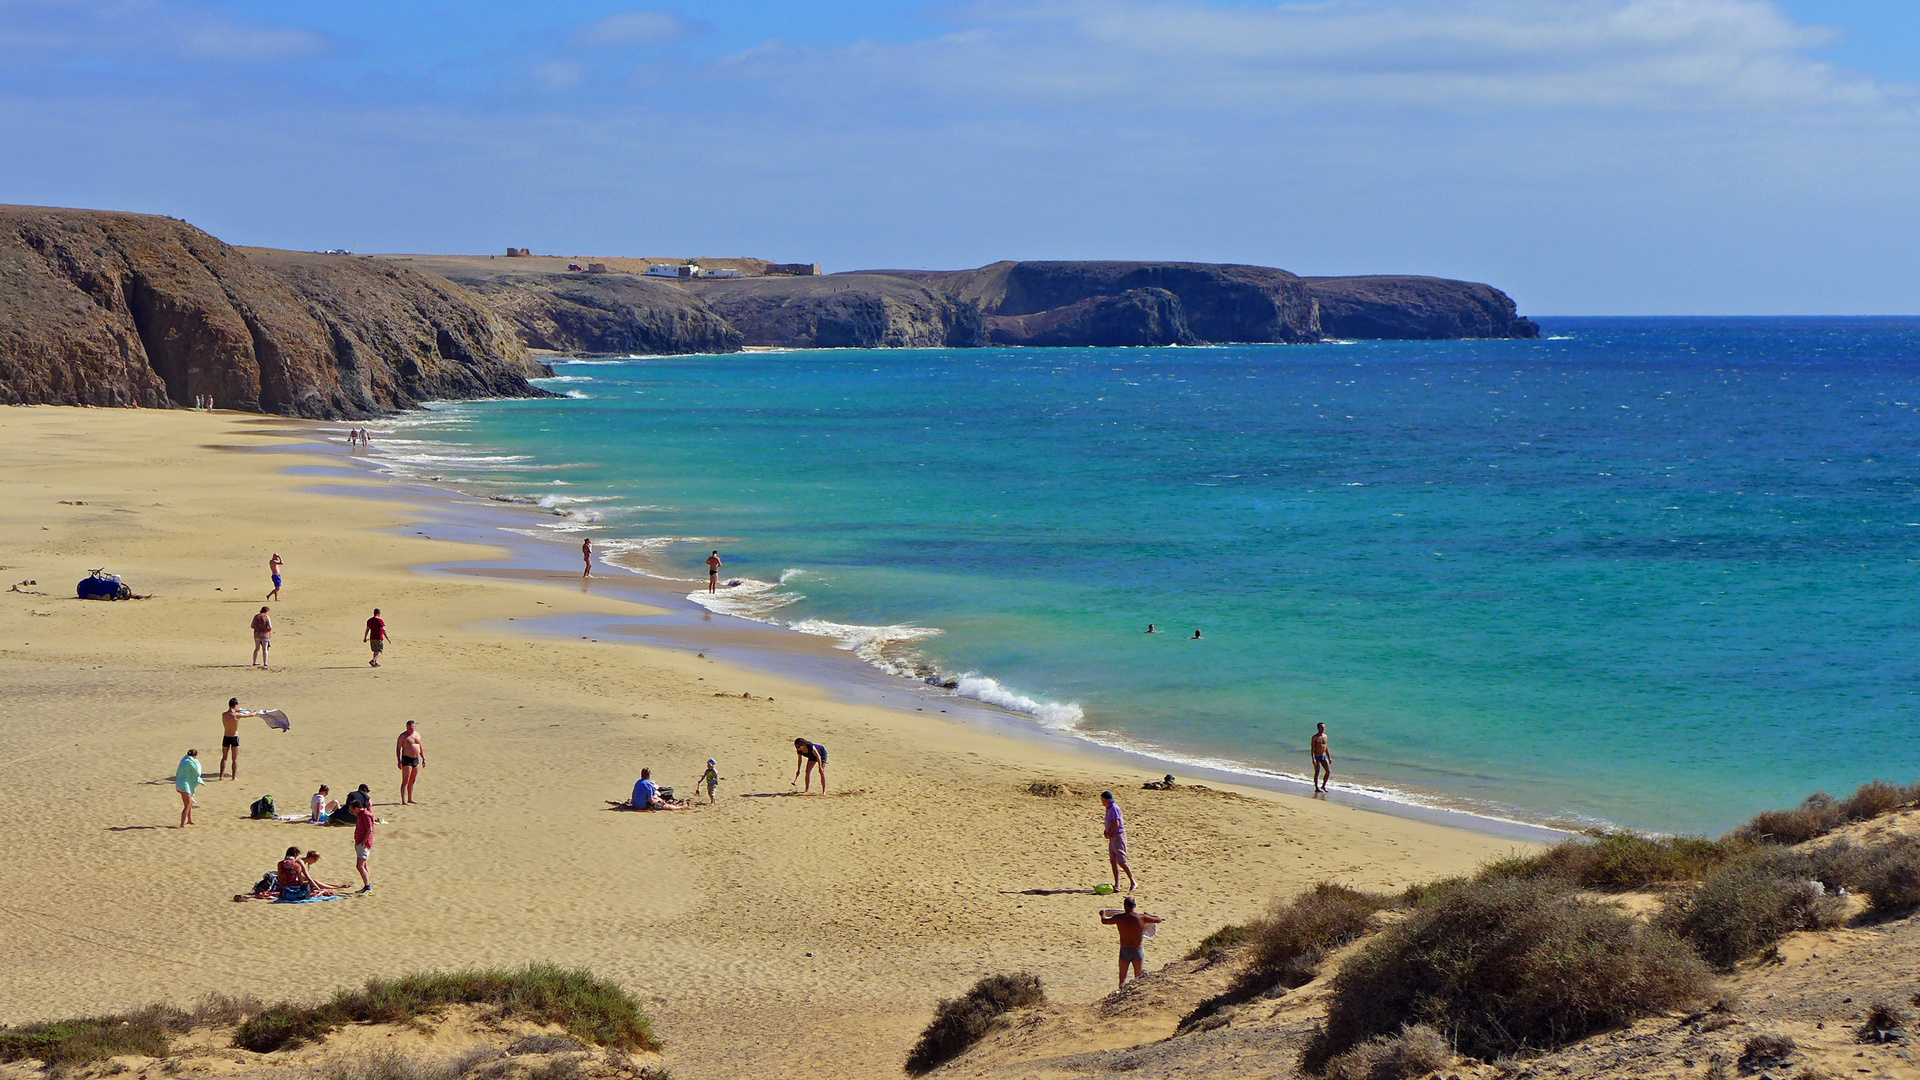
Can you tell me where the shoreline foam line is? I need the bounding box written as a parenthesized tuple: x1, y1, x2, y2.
(309, 412, 1572, 843)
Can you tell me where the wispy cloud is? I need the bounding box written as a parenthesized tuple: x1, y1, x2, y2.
(0, 0, 330, 65)
(573, 9, 701, 49)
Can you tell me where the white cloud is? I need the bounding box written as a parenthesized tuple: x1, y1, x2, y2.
(0, 0, 329, 65)
(574, 10, 700, 49)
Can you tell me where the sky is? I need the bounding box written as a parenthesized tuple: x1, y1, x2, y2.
(1, 0, 1916, 314)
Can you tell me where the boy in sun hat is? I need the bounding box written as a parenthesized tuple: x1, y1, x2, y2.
(697, 759, 722, 804)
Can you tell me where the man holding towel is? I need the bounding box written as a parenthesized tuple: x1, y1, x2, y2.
(219, 697, 258, 780)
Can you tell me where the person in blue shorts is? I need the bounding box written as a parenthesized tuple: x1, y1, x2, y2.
(267, 553, 283, 600)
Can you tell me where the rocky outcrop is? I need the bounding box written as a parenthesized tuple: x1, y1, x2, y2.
(0, 206, 550, 416)
(391, 258, 743, 356)
(682, 274, 986, 348)
(875, 261, 1322, 345)
(1303, 275, 1539, 339)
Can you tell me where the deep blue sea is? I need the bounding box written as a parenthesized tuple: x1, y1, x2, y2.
(369, 318, 1920, 834)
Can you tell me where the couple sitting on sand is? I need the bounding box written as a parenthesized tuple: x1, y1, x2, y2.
(613, 768, 686, 812)
(258, 846, 343, 902)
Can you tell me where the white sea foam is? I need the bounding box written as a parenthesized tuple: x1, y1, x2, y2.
(950, 674, 1085, 729)
(687, 576, 804, 621)
(532, 375, 595, 383)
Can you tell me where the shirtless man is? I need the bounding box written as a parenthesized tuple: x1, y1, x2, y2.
(219, 697, 258, 779)
(1311, 723, 1332, 793)
(363, 608, 389, 667)
(251, 607, 273, 668)
(1100, 897, 1163, 990)
(396, 720, 424, 804)
(582, 538, 593, 578)
(267, 553, 283, 600)
(706, 550, 722, 594)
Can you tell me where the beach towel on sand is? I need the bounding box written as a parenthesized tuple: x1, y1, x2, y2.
(260, 709, 290, 732)
(273, 893, 343, 904)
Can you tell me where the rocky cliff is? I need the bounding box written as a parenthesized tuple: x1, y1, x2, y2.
(386, 257, 743, 356)
(681, 274, 986, 348)
(0, 206, 550, 416)
(1303, 275, 1539, 339)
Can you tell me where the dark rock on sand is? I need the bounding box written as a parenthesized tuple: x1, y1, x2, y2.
(0, 205, 549, 416)
(682, 274, 986, 348)
(1303, 275, 1540, 340)
(396, 259, 743, 356)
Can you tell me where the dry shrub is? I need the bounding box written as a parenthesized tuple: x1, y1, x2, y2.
(506, 1035, 583, 1055)
(1179, 884, 1387, 1030)
(1861, 1000, 1912, 1039)
(1739, 1033, 1796, 1069)
(324, 1048, 468, 1080)
(1482, 831, 1731, 891)
(1659, 853, 1847, 968)
(1853, 837, 1920, 914)
(903, 973, 1045, 1075)
(1322, 1023, 1452, 1080)
(1184, 923, 1254, 963)
(1729, 781, 1920, 846)
(0, 1006, 195, 1069)
(1310, 877, 1711, 1066)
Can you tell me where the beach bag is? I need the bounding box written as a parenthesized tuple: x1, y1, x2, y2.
(76, 570, 131, 601)
(658, 786, 675, 803)
(253, 873, 277, 896)
(249, 795, 275, 820)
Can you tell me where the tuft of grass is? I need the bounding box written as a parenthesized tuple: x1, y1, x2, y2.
(0, 1005, 194, 1069)
(506, 1035, 584, 1055)
(1852, 836, 1920, 914)
(1322, 1023, 1452, 1080)
(1309, 877, 1711, 1067)
(903, 972, 1045, 1076)
(1184, 923, 1254, 963)
(1739, 1033, 1797, 1069)
(1861, 1001, 1912, 1040)
(1179, 883, 1387, 1030)
(1658, 853, 1847, 968)
(1480, 831, 1733, 892)
(234, 964, 658, 1054)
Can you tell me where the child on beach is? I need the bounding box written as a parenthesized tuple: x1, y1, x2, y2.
(696, 759, 721, 804)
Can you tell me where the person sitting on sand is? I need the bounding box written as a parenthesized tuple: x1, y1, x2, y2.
(310, 784, 338, 824)
(300, 850, 341, 891)
(1141, 774, 1176, 790)
(1101, 896, 1163, 990)
(625, 768, 685, 811)
(276, 845, 318, 901)
(251, 607, 273, 668)
(792, 738, 827, 793)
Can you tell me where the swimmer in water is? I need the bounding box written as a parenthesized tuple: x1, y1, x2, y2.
(1190, 629, 1202, 640)
(1146, 623, 1158, 633)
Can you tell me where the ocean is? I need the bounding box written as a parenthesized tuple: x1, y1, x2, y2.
(364, 317, 1920, 834)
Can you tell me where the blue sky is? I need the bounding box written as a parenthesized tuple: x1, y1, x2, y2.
(2, 0, 1916, 314)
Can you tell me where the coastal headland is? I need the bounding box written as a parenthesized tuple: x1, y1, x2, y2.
(1, 205, 1538, 418)
(0, 407, 1528, 1077)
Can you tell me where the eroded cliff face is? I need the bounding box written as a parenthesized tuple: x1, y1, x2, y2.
(0, 207, 549, 416)
(682, 274, 986, 348)
(1302, 275, 1539, 340)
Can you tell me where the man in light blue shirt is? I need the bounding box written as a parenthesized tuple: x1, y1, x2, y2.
(632, 769, 659, 809)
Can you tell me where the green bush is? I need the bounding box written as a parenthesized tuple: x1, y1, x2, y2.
(1481, 831, 1732, 891)
(1311, 877, 1711, 1066)
(1659, 854, 1847, 968)
(234, 965, 657, 1054)
(903, 973, 1045, 1076)
(1728, 781, 1920, 846)
(0, 1005, 193, 1068)
(1180, 883, 1387, 1030)
(1184, 923, 1253, 962)
(1322, 1023, 1453, 1080)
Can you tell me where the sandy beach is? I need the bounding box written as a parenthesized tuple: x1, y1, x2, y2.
(0, 406, 1531, 1078)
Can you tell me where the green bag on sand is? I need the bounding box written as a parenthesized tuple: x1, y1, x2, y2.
(1093, 884, 1115, 895)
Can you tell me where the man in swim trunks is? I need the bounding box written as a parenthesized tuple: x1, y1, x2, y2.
(251, 607, 272, 668)
(1311, 723, 1332, 794)
(267, 553, 283, 600)
(792, 737, 827, 793)
(706, 550, 722, 594)
(582, 538, 592, 578)
(396, 720, 424, 804)
(1100, 896, 1162, 990)
(276, 844, 317, 901)
(351, 801, 375, 892)
(219, 697, 258, 780)
(1101, 791, 1136, 892)
(364, 608, 388, 667)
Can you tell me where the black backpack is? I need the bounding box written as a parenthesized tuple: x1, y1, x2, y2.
(249, 795, 275, 820)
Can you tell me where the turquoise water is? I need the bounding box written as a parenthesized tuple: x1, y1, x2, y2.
(372, 318, 1920, 833)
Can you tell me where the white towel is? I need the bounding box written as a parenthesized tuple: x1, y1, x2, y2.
(260, 709, 290, 732)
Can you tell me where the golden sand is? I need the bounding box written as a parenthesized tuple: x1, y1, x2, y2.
(0, 407, 1530, 1077)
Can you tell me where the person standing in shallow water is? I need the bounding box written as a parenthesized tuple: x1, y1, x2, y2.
(582, 538, 593, 578)
(1311, 722, 1332, 793)
(707, 550, 722, 594)
(1101, 791, 1136, 892)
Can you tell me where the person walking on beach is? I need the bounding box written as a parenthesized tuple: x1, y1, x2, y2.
(396, 720, 424, 804)
(1101, 791, 1136, 892)
(1311, 723, 1332, 794)
(351, 799, 375, 892)
(706, 550, 722, 593)
(1101, 896, 1163, 990)
(363, 608, 389, 667)
(696, 758, 721, 804)
(267, 553, 283, 600)
(219, 697, 258, 780)
(792, 738, 827, 793)
(176, 749, 202, 826)
(250, 607, 273, 668)
(582, 538, 593, 578)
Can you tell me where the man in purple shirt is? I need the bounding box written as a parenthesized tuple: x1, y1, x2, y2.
(1101, 791, 1136, 892)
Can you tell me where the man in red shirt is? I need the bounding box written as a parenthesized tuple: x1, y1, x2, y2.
(352, 802, 376, 892)
(363, 608, 389, 668)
